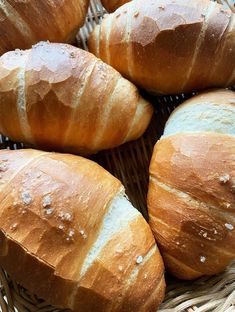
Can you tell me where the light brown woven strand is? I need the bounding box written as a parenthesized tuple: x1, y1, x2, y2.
(217, 0, 235, 12)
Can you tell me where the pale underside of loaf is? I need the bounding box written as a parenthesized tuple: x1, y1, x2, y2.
(148, 89, 235, 279)
(0, 149, 164, 311)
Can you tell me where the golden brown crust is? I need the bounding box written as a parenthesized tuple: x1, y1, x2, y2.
(0, 0, 89, 55)
(88, 0, 235, 94)
(0, 149, 165, 311)
(148, 132, 235, 280)
(0, 42, 153, 155)
(101, 0, 130, 12)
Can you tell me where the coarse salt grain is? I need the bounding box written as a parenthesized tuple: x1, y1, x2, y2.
(200, 256, 206, 263)
(118, 266, 123, 272)
(224, 203, 231, 209)
(42, 195, 52, 207)
(225, 223, 234, 231)
(219, 174, 230, 184)
(44, 207, 54, 215)
(69, 229, 75, 237)
(58, 212, 72, 222)
(136, 255, 143, 264)
(66, 229, 75, 242)
(10, 223, 18, 230)
(21, 191, 32, 205)
(0, 162, 7, 172)
(79, 230, 87, 238)
(58, 224, 64, 230)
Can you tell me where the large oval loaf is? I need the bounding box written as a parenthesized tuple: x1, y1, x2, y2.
(0, 0, 89, 55)
(89, 0, 235, 94)
(0, 149, 165, 311)
(0, 42, 153, 155)
(148, 89, 235, 280)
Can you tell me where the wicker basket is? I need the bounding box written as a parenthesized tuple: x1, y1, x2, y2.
(0, 0, 235, 311)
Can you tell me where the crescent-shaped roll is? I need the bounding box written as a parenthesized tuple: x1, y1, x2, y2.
(101, 0, 235, 13)
(0, 149, 165, 311)
(88, 0, 235, 95)
(148, 89, 235, 280)
(0, 0, 89, 55)
(0, 42, 153, 155)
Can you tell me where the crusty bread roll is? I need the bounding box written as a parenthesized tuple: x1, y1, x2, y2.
(0, 0, 89, 55)
(148, 89, 235, 280)
(101, 0, 130, 12)
(101, 0, 235, 13)
(0, 42, 153, 155)
(0, 149, 165, 311)
(89, 0, 235, 95)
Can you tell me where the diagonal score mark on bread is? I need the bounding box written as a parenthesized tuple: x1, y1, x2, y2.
(181, 1, 216, 91)
(62, 60, 98, 146)
(210, 13, 235, 86)
(225, 17, 235, 85)
(150, 177, 235, 222)
(16, 51, 34, 143)
(90, 76, 122, 148)
(0, 0, 35, 42)
(149, 178, 235, 257)
(125, 2, 135, 79)
(110, 245, 159, 311)
(78, 189, 140, 279)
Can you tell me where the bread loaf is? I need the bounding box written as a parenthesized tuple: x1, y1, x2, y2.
(0, 42, 153, 155)
(0, 149, 165, 311)
(89, 0, 235, 95)
(101, 0, 235, 12)
(0, 0, 89, 55)
(148, 89, 235, 280)
(101, 0, 130, 12)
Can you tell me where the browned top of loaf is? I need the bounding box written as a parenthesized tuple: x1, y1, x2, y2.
(0, 0, 89, 55)
(0, 149, 164, 311)
(89, 0, 235, 94)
